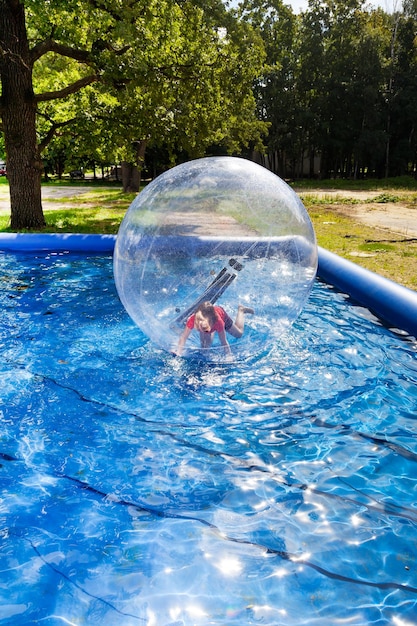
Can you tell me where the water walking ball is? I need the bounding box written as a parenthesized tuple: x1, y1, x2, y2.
(113, 156, 317, 360)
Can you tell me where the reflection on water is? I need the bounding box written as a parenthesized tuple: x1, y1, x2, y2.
(0, 252, 417, 625)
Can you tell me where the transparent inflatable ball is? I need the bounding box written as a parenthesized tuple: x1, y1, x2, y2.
(114, 156, 317, 360)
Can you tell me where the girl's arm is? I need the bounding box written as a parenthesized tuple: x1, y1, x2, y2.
(218, 329, 232, 358)
(174, 326, 192, 356)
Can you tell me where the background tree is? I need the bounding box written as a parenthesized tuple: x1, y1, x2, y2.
(240, 0, 417, 179)
(382, 8, 417, 176)
(238, 0, 300, 176)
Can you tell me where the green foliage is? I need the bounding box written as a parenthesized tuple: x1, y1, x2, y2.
(293, 175, 417, 190)
(372, 193, 401, 203)
(298, 193, 361, 205)
(28, 0, 268, 173)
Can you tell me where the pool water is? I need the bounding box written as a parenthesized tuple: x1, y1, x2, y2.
(1, 252, 417, 626)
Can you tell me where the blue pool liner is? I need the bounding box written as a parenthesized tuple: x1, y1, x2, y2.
(1, 232, 416, 338)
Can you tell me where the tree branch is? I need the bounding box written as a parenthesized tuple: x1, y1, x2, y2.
(38, 115, 77, 152)
(31, 37, 131, 64)
(35, 75, 99, 103)
(30, 38, 94, 64)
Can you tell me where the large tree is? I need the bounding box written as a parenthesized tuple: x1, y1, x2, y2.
(0, 0, 266, 229)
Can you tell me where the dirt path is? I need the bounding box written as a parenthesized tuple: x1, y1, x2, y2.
(328, 203, 417, 238)
(296, 189, 417, 238)
(0, 186, 112, 213)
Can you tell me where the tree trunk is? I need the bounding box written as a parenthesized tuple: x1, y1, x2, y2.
(121, 140, 148, 193)
(121, 162, 141, 193)
(0, 1, 45, 229)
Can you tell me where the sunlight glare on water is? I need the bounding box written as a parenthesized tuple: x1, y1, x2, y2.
(0, 251, 417, 625)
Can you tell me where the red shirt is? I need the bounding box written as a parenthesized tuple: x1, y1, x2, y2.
(186, 305, 227, 333)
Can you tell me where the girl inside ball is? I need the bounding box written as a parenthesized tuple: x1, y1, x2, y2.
(174, 301, 254, 358)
